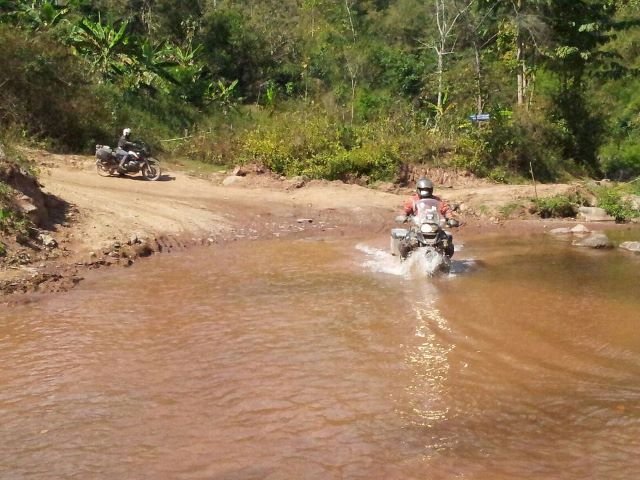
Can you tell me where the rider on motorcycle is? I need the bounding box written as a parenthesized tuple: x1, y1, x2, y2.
(116, 128, 138, 172)
(399, 177, 458, 258)
(403, 178, 459, 227)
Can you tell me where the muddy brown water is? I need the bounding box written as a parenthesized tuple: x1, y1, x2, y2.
(2, 229, 640, 479)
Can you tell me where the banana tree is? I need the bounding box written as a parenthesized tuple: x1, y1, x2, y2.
(1, 0, 69, 30)
(69, 16, 133, 81)
(131, 39, 179, 91)
(206, 79, 239, 115)
(165, 44, 212, 103)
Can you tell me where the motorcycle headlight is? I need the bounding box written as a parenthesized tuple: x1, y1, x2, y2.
(420, 224, 434, 234)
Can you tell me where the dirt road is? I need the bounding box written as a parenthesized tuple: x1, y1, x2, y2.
(37, 152, 572, 251)
(36, 153, 404, 254)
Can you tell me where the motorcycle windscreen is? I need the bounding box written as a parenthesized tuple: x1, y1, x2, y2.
(414, 198, 441, 224)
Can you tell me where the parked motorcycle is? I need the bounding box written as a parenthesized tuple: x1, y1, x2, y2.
(390, 198, 456, 273)
(95, 142, 161, 181)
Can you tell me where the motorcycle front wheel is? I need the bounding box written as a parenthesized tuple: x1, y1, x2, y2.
(141, 159, 161, 181)
(96, 160, 113, 177)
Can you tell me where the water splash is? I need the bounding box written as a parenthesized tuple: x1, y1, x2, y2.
(357, 244, 455, 278)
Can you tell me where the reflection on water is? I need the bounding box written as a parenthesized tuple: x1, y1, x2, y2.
(405, 299, 453, 431)
(1, 231, 640, 479)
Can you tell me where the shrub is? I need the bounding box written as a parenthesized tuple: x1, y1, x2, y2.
(599, 139, 640, 180)
(532, 194, 579, 218)
(0, 26, 111, 151)
(498, 202, 524, 219)
(240, 110, 400, 182)
(466, 107, 569, 181)
(628, 179, 640, 196)
(0, 183, 33, 237)
(596, 187, 638, 222)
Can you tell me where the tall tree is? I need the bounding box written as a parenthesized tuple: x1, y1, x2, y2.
(543, 0, 621, 170)
(478, 0, 551, 108)
(422, 0, 475, 127)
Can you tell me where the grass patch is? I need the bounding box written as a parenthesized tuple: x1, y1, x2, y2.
(165, 157, 230, 178)
(477, 204, 491, 217)
(0, 206, 32, 238)
(532, 194, 579, 219)
(0, 182, 34, 239)
(498, 202, 524, 219)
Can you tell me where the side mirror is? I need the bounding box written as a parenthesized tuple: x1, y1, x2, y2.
(395, 215, 408, 224)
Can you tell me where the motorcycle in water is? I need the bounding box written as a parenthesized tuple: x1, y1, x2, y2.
(390, 198, 456, 274)
(95, 142, 161, 181)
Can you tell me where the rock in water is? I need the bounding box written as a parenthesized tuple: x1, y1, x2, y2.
(572, 233, 613, 249)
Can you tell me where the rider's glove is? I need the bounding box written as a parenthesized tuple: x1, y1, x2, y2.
(446, 218, 460, 227)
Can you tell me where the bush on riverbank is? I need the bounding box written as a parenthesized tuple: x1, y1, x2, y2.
(529, 183, 640, 222)
(595, 186, 639, 222)
(532, 194, 580, 219)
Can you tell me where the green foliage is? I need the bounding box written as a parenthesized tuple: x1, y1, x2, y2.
(206, 80, 239, 114)
(532, 194, 579, 219)
(240, 111, 399, 182)
(69, 16, 133, 81)
(198, 8, 272, 99)
(463, 108, 569, 181)
(599, 140, 640, 180)
(1, 0, 640, 184)
(498, 202, 524, 219)
(1, 0, 69, 31)
(0, 182, 11, 201)
(595, 186, 638, 222)
(370, 46, 426, 97)
(0, 182, 32, 237)
(106, 86, 200, 149)
(628, 179, 640, 196)
(166, 112, 247, 165)
(595, 79, 640, 179)
(0, 25, 110, 150)
(0, 208, 32, 237)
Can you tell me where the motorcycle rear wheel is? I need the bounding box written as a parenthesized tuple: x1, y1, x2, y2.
(96, 161, 113, 177)
(141, 159, 161, 181)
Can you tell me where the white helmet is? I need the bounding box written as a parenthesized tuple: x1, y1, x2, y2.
(122, 128, 131, 137)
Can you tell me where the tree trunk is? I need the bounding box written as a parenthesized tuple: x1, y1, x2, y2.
(473, 41, 483, 114)
(436, 46, 444, 114)
(515, 0, 528, 109)
(431, 0, 475, 127)
(517, 36, 525, 106)
(344, 0, 357, 123)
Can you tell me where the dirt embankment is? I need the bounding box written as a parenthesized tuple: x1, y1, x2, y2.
(0, 149, 579, 296)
